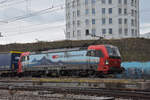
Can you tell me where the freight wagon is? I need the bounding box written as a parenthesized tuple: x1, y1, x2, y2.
(0, 51, 22, 77)
(18, 45, 124, 77)
(116, 62, 150, 79)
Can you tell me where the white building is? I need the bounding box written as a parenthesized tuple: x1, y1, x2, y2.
(65, 0, 139, 40)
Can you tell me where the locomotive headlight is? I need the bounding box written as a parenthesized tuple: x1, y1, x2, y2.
(105, 60, 109, 65)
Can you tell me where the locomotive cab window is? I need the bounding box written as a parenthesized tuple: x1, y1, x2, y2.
(21, 56, 29, 61)
(106, 46, 121, 58)
(21, 56, 25, 62)
(26, 56, 29, 60)
(95, 50, 104, 57)
(86, 50, 92, 56)
(87, 50, 104, 57)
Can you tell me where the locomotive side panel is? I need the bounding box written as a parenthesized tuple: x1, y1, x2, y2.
(22, 50, 100, 72)
(22, 53, 47, 71)
(49, 50, 99, 70)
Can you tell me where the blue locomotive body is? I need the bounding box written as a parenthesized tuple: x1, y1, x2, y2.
(19, 45, 123, 76)
(22, 49, 100, 72)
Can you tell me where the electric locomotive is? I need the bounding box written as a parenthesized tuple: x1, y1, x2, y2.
(0, 51, 22, 77)
(18, 45, 124, 77)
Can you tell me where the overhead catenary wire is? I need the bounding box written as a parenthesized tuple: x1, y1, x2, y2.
(0, 11, 133, 33)
(0, 0, 136, 32)
(0, 19, 64, 31)
(0, 0, 140, 38)
(0, 0, 135, 25)
(4, 24, 65, 37)
(0, 0, 26, 8)
(0, 0, 17, 5)
(0, 1, 65, 23)
(0, 0, 134, 24)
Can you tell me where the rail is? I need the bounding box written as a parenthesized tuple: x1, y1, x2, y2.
(0, 79, 149, 99)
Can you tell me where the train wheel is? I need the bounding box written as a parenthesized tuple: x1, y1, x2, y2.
(1, 73, 6, 77)
(96, 72, 105, 78)
(60, 70, 67, 76)
(88, 70, 96, 78)
(51, 71, 60, 77)
(79, 71, 88, 77)
(17, 73, 23, 78)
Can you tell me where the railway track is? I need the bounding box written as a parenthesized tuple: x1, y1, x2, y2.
(0, 85, 150, 99)
(0, 79, 149, 100)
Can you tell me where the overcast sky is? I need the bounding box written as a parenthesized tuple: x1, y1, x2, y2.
(0, 0, 149, 44)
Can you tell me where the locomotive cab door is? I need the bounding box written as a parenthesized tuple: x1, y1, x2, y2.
(86, 50, 96, 70)
(21, 55, 30, 71)
(11, 53, 21, 71)
(86, 50, 103, 71)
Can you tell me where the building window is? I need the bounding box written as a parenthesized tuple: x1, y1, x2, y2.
(77, 0, 80, 6)
(77, 10, 80, 17)
(85, 9, 89, 15)
(131, 0, 134, 6)
(72, 0, 75, 8)
(91, 0, 96, 4)
(77, 30, 81, 37)
(109, 28, 113, 34)
(67, 12, 70, 19)
(85, 29, 89, 35)
(102, 18, 106, 24)
(135, 0, 137, 7)
(92, 29, 96, 36)
(92, 8, 96, 15)
(119, 28, 122, 35)
(109, 18, 112, 24)
(108, 0, 112, 4)
(118, 0, 122, 4)
(73, 21, 75, 26)
(124, 9, 127, 15)
(109, 8, 112, 14)
(131, 19, 134, 26)
(85, 0, 88, 5)
(77, 20, 80, 27)
(67, 3, 70, 8)
(131, 9, 134, 16)
(124, 28, 128, 36)
(124, 0, 127, 4)
(102, 29, 106, 34)
(118, 8, 122, 14)
(118, 18, 122, 24)
(135, 10, 137, 16)
(132, 29, 134, 36)
(135, 30, 137, 36)
(85, 19, 89, 25)
(102, 8, 105, 14)
(92, 19, 96, 24)
(67, 22, 70, 28)
(73, 11, 75, 17)
(102, 0, 105, 4)
(135, 19, 137, 26)
(66, 32, 70, 38)
(124, 18, 128, 24)
(73, 31, 75, 37)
